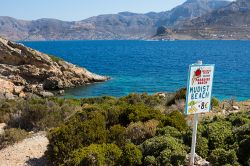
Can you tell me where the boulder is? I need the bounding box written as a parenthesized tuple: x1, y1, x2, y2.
(0, 123, 6, 135)
(0, 78, 14, 93)
(19, 92, 26, 98)
(185, 153, 210, 166)
(39, 91, 54, 98)
(14, 86, 24, 95)
(5, 92, 15, 99)
(233, 106, 239, 110)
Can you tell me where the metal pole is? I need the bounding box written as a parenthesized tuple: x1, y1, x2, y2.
(190, 60, 202, 166)
(190, 113, 198, 166)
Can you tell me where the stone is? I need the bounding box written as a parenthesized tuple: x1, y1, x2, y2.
(9, 75, 27, 86)
(58, 90, 65, 95)
(233, 106, 239, 110)
(5, 92, 15, 99)
(154, 92, 166, 98)
(0, 93, 5, 99)
(0, 123, 6, 135)
(0, 78, 14, 93)
(19, 92, 26, 98)
(14, 86, 24, 94)
(39, 91, 54, 98)
(185, 153, 210, 166)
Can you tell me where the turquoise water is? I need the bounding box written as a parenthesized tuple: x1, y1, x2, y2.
(22, 40, 250, 101)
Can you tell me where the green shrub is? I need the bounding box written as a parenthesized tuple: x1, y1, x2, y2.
(108, 124, 127, 147)
(48, 54, 63, 63)
(139, 135, 187, 162)
(126, 120, 159, 145)
(119, 103, 162, 126)
(158, 148, 186, 166)
(211, 97, 220, 107)
(234, 123, 250, 142)
(144, 155, 157, 166)
(161, 111, 187, 131)
(3, 98, 80, 131)
(0, 128, 29, 149)
(196, 136, 209, 159)
(238, 137, 250, 165)
(120, 93, 162, 108)
(69, 143, 122, 166)
(122, 143, 143, 166)
(205, 121, 233, 150)
(46, 111, 108, 165)
(80, 96, 117, 105)
(208, 148, 238, 166)
(156, 126, 183, 139)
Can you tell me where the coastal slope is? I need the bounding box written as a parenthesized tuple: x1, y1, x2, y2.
(0, 36, 109, 99)
(154, 0, 250, 40)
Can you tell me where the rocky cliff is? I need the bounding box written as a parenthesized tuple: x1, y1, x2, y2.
(0, 37, 109, 99)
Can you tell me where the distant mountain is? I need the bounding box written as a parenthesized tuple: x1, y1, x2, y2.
(0, 0, 231, 41)
(156, 0, 230, 26)
(0, 14, 158, 41)
(154, 0, 250, 40)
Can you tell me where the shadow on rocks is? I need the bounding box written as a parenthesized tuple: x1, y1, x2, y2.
(25, 155, 50, 166)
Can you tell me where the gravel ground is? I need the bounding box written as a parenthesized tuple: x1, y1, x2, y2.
(0, 132, 48, 166)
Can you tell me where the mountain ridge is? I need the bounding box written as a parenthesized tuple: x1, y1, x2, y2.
(154, 0, 250, 40)
(0, 0, 231, 41)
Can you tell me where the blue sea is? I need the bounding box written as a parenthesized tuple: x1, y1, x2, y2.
(22, 40, 250, 101)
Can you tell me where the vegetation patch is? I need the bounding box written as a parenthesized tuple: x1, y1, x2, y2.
(0, 91, 249, 165)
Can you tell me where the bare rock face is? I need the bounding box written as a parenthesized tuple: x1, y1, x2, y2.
(0, 36, 109, 98)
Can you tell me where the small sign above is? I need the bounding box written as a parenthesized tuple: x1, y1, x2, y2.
(185, 64, 215, 115)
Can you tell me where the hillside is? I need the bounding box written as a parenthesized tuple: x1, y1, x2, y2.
(1, 93, 249, 165)
(154, 0, 250, 40)
(0, 0, 230, 41)
(0, 36, 109, 99)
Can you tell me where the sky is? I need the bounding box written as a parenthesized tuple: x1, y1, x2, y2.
(0, 0, 186, 21)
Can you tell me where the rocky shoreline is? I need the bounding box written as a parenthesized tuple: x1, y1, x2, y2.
(0, 37, 109, 99)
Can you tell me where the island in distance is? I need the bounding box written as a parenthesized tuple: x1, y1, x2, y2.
(0, 36, 109, 99)
(1, 0, 250, 41)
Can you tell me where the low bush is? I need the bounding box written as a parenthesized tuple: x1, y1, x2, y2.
(121, 143, 143, 166)
(161, 110, 187, 131)
(208, 148, 239, 166)
(196, 136, 209, 159)
(48, 54, 63, 63)
(69, 143, 122, 166)
(126, 120, 159, 145)
(205, 121, 233, 150)
(0, 128, 29, 149)
(211, 96, 220, 108)
(108, 124, 127, 147)
(139, 135, 187, 165)
(156, 126, 183, 139)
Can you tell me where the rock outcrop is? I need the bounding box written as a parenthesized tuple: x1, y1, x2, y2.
(0, 37, 109, 99)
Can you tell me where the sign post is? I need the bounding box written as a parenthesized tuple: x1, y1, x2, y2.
(185, 60, 215, 166)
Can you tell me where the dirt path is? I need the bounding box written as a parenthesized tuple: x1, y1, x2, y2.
(0, 132, 49, 166)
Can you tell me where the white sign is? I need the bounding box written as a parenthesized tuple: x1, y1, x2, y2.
(185, 64, 215, 115)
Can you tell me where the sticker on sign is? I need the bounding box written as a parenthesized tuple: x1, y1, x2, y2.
(185, 64, 215, 115)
